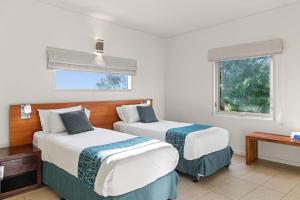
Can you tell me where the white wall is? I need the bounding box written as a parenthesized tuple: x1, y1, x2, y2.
(2, 0, 300, 167)
(166, 3, 300, 166)
(0, 0, 167, 147)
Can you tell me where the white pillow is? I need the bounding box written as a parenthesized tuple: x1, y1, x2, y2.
(38, 109, 51, 132)
(38, 106, 82, 132)
(116, 107, 126, 122)
(84, 108, 91, 119)
(120, 104, 147, 123)
(48, 108, 91, 134)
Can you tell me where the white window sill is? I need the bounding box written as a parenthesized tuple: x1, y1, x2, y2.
(214, 111, 274, 121)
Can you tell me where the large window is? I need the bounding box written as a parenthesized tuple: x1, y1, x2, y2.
(214, 56, 273, 118)
(55, 70, 132, 90)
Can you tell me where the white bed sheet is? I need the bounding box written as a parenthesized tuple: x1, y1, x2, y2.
(114, 120, 229, 160)
(33, 128, 178, 197)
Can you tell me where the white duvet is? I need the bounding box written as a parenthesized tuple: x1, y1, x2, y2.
(114, 120, 229, 160)
(33, 128, 179, 197)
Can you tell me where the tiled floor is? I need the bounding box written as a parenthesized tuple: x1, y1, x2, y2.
(6, 155, 300, 200)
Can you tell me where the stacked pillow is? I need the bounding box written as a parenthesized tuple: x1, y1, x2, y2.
(136, 106, 158, 123)
(60, 110, 94, 135)
(116, 104, 158, 123)
(116, 104, 145, 123)
(38, 106, 93, 134)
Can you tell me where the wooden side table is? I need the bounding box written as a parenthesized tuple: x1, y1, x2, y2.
(0, 144, 42, 199)
(246, 132, 300, 165)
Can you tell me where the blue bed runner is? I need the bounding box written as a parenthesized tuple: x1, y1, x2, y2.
(78, 136, 152, 190)
(166, 124, 212, 158)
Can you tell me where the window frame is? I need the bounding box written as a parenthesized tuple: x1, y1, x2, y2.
(213, 55, 275, 120)
(53, 70, 133, 91)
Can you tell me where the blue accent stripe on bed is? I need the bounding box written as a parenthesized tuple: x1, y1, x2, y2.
(78, 136, 152, 190)
(166, 124, 212, 158)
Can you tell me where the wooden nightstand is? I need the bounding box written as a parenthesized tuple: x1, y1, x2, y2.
(0, 144, 42, 199)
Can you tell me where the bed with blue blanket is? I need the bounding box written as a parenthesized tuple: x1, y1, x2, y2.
(114, 120, 233, 181)
(33, 128, 179, 200)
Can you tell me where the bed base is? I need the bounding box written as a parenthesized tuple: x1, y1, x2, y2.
(177, 146, 233, 182)
(43, 161, 178, 200)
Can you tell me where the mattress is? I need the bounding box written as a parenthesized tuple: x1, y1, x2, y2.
(33, 128, 179, 197)
(114, 120, 229, 160)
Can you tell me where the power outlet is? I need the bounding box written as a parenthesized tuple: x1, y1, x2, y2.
(0, 166, 4, 180)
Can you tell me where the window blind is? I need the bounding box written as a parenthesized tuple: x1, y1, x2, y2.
(47, 47, 137, 76)
(208, 39, 283, 61)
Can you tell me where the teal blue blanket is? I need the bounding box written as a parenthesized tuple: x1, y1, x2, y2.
(166, 124, 212, 158)
(78, 137, 152, 190)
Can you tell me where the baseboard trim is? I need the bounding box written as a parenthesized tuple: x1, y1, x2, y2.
(233, 149, 300, 167)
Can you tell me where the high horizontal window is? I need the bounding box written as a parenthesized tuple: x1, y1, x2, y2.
(47, 47, 137, 91)
(214, 56, 273, 118)
(55, 70, 132, 90)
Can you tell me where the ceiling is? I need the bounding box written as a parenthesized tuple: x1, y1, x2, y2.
(38, 0, 300, 38)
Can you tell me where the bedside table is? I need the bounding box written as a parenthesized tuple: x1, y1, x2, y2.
(0, 144, 42, 199)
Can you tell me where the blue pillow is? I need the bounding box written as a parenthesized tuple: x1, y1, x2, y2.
(60, 110, 94, 135)
(137, 106, 158, 123)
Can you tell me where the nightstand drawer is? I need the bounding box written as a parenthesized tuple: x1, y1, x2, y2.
(1, 156, 37, 178)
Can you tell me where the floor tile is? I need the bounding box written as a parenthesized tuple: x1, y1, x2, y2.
(177, 177, 211, 200)
(200, 173, 234, 187)
(282, 194, 300, 200)
(278, 168, 300, 181)
(23, 187, 59, 200)
(287, 183, 300, 199)
(5, 195, 25, 200)
(211, 177, 258, 200)
(262, 172, 300, 194)
(225, 163, 256, 178)
(198, 192, 232, 200)
(240, 186, 285, 200)
(240, 167, 274, 185)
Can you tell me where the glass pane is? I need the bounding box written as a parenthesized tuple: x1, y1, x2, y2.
(219, 56, 271, 114)
(55, 70, 131, 90)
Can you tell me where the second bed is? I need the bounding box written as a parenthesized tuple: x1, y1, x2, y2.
(114, 120, 233, 181)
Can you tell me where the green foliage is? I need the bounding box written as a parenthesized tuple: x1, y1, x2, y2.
(220, 56, 271, 114)
(96, 74, 128, 89)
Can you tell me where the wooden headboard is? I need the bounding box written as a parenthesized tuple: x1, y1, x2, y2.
(9, 99, 147, 147)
